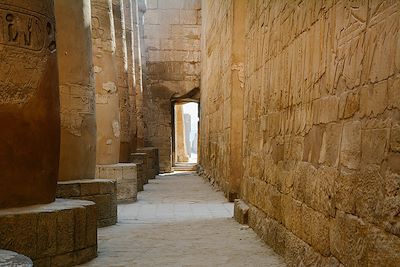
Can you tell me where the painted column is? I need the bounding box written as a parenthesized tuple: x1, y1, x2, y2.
(0, 0, 59, 208)
(55, 0, 96, 181)
(91, 0, 121, 165)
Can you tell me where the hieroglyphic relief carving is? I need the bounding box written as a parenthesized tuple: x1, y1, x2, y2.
(60, 84, 95, 136)
(0, 4, 56, 105)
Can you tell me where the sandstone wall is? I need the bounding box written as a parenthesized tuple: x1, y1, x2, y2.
(142, 0, 201, 172)
(200, 0, 400, 265)
(199, 0, 244, 200)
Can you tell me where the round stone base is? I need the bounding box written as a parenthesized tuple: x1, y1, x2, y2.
(0, 199, 97, 267)
(57, 179, 117, 227)
(0, 249, 33, 267)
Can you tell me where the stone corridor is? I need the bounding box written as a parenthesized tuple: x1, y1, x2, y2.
(79, 172, 285, 267)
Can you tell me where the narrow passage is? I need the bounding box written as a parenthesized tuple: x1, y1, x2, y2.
(80, 172, 285, 266)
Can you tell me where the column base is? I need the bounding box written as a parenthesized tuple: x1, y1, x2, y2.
(0, 199, 97, 267)
(136, 147, 160, 178)
(0, 250, 33, 266)
(130, 153, 149, 187)
(96, 163, 138, 202)
(56, 179, 117, 227)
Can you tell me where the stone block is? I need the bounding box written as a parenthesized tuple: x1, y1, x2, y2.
(360, 82, 388, 117)
(388, 152, 400, 175)
(390, 125, 400, 152)
(37, 212, 57, 258)
(330, 211, 375, 266)
(180, 10, 197, 24)
(96, 164, 138, 202)
(234, 199, 249, 224)
(339, 90, 360, 119)
(302, 205, 330, 256)
(0, 213, 37, 259)
(74, 207, 87, 250)
(319, 123, 342, 167)
(94, 194, 112, 220)
(388, 75, 400, 109)
(361, 128, 389, 164)
(56, 209, 75, 254)
(0, 199, 97, 266)
(340, 121, 361, 169)
(75, 246, 97, 266)
(56, 179, 117, 228)
(86, 204, 97, 247)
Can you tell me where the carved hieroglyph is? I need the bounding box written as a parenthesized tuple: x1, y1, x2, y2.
(0, 3, 56, 105)
(200, 0, 400, 266)
(0, 0, 60, 208)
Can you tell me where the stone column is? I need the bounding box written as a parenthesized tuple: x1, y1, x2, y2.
(56, 0, 96, 181)
(133, 0, 145, 148)
(112, 0, 132, 162)
(124, 0, 138, 154)
(0, 1, 97, 265)
(0, 0, 59, 208)
(92, 0, 138, 203)
(55, 0, 117, 227)
(91, 0, 121, 165)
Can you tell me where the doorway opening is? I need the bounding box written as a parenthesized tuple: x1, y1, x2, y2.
(173, 102, 199, 167)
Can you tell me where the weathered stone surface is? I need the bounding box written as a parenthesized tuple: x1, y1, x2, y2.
(201, 0, 400, 266)
(0, 250, 33, 267)
(142, 0, 201, 172)
(0, 199, 97, 267)
(136, 147, 159, 178)
(0, 0, 60, 209)
(234, 199, 249, 225)
(91, 0, 121, 165)
(96, 163, 138, 202)
(55, 0, 97, 181)
(56, 179, 117, 227)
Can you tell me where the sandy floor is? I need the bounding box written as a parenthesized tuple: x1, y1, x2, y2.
(79, 172, 285, 267)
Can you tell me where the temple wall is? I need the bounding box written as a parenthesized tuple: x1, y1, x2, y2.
(199, 0, 244, 200)
(142, 0, 201, 172)
(200, 0, 400, 265)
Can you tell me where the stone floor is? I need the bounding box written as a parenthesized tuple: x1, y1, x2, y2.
(79, 172, 285, 267)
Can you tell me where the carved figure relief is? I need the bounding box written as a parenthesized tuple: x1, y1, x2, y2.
(0, 4, 56, 105)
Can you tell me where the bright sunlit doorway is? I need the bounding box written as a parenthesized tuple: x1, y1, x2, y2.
(173, 102, 199, 168)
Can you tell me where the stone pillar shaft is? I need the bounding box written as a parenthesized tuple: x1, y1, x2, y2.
(91, 0, 121, 165)
(0, 0, 59, 208)
(133, 0, 145, 148)
(124, 0, 138, 154)
(113, 0, 132, 162)
(55, 0, 97, 181)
